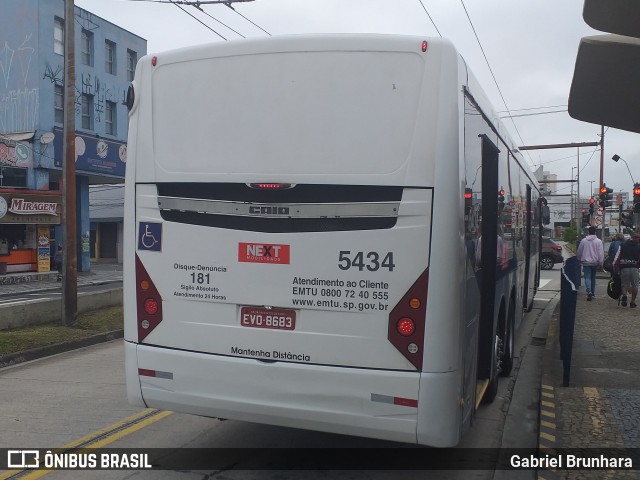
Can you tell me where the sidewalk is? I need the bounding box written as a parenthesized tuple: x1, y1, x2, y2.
(0, 263, 122, 297)
(539, 269, 640, 479)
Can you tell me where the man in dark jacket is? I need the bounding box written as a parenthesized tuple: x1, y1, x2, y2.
(613, 232, 640, 307)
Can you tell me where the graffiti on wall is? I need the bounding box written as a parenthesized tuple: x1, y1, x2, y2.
(0, 33, 38, 133)
(43, 64, 63, 85)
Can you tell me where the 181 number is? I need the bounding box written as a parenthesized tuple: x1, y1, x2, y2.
(338, 251, 395, 272)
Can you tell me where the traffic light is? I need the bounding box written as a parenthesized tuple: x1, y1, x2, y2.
(581, 209, 590, 227)
(634, 183, 640, 212)
(498, 188, 505, 209)
(621, 210, 634, 229)
(589, 197, 595, 214)
(599, 184, 613, 207)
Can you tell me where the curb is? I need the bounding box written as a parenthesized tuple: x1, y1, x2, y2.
(536, 303, 561, 480)
(0, 279, 122, 299)
(0, 329, 124, 369)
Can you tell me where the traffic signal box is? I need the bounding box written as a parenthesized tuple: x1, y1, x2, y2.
(581, 209, 590, 227)
(634, 183, 640, 212)
(589, 198, 595, 214)
(599, 184, 613, 207)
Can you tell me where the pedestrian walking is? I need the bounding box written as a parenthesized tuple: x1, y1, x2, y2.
(608, 232, 624, 260)
(576, 226, 604, 301)
(613, 232, 640, 308)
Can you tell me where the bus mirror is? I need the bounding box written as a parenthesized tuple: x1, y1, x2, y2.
(127, 85, 135, 112)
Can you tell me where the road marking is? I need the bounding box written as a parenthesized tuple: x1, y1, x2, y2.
(0, 298, 29, 305)
(0, 409, 173, 480)
(538, 384, 558, 480)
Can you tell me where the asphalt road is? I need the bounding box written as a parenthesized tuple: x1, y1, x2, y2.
(0, 273, 561, 480)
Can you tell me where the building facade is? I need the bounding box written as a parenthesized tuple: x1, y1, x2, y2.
(0, 0, 145, 273)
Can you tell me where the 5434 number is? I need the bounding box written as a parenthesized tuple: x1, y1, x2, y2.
(338, 251, 395, 272)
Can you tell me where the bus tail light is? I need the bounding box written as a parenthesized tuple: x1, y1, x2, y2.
(135, 254, 163, 342)
(388, 269, 428, 370)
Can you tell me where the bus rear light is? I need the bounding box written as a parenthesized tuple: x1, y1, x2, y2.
(388, 269, 428, 370)
(144, 298, 159, 315)
(421, 41, 428, 52)
(396, 317, 415, 336)
(138, 368, 173, 379)
(135, 254, 163, 343)
(249, 183, 292, 190)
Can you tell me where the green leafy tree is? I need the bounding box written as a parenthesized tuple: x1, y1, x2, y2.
(563, 225, 578, 244)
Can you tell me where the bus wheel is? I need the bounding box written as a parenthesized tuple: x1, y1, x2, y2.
(500, 301, 515, 376)
(482, 335, 501, 404)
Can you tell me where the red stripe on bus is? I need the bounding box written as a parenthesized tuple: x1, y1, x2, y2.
(393, 397, 418, 408)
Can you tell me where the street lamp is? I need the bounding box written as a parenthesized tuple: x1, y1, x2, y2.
(612, 154, 636, 184)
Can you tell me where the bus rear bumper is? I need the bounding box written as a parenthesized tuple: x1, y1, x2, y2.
(126, 341, 430, 445)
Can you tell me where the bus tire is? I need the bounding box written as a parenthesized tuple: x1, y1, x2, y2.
(500, 300, 515, 376)
(482, 335, 500, 404)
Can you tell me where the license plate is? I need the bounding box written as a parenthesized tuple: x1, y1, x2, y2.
(240, 307, 296, 331)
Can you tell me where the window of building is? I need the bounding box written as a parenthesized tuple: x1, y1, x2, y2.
(54, 17, 64, 55)
(127, 49, 137, 82)
(105, 40, 116, 74)
(106, 101, 117, 135)
(81, 94, 94, 130)
(0, 166, 28, 188)
(81, 29, 93, 66)
(54, 84, 64, 124)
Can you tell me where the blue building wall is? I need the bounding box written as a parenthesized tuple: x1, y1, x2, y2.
(0, 0, 146, 271)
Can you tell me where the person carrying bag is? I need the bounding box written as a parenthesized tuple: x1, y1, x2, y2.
(613, 232, 640, 307)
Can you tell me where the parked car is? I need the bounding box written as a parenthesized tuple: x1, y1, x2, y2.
(541, 237, 563, 270)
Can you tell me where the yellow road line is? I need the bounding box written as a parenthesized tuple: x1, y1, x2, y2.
(539, 431, 556, 443)
(541, 420, 556, 429)
(0, 409, 172, 480)
(541, 410, 556, 419)
(583, 386, 605, 433)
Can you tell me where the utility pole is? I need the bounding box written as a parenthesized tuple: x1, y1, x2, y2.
(62, 0, 77, 326)
(599, 125, 605, 242)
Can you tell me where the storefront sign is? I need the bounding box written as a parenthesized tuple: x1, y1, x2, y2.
(53, 128, 126, 177)
(9, 198, 58, 215)
(0, 194, 61, 224)
(0, 137, 33, 168)
(37, 226, 50, 272)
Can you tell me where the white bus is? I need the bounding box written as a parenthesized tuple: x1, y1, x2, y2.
(124, 34, 540, 447)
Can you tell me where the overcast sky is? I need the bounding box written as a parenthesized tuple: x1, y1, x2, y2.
(75, 0, 639, 198)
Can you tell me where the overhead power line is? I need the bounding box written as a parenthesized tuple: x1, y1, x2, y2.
(459, 0, 535, 169)
(169, 0, 227, 40)
(225, 3, 271, 36)
(416, 0, 442, 37)
(124, 0, 269, 36)
(499, 109, 568, 119)
(126, 0, 255, 4)
(193, 4, 246, 38)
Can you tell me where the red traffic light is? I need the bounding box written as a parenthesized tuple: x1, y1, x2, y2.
(634, 187, 640, 196)
(589, 198, 595, 204)
(600, 186, 607, 194)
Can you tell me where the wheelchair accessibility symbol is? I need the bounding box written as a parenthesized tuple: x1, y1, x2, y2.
(138, 222, 162, 252)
